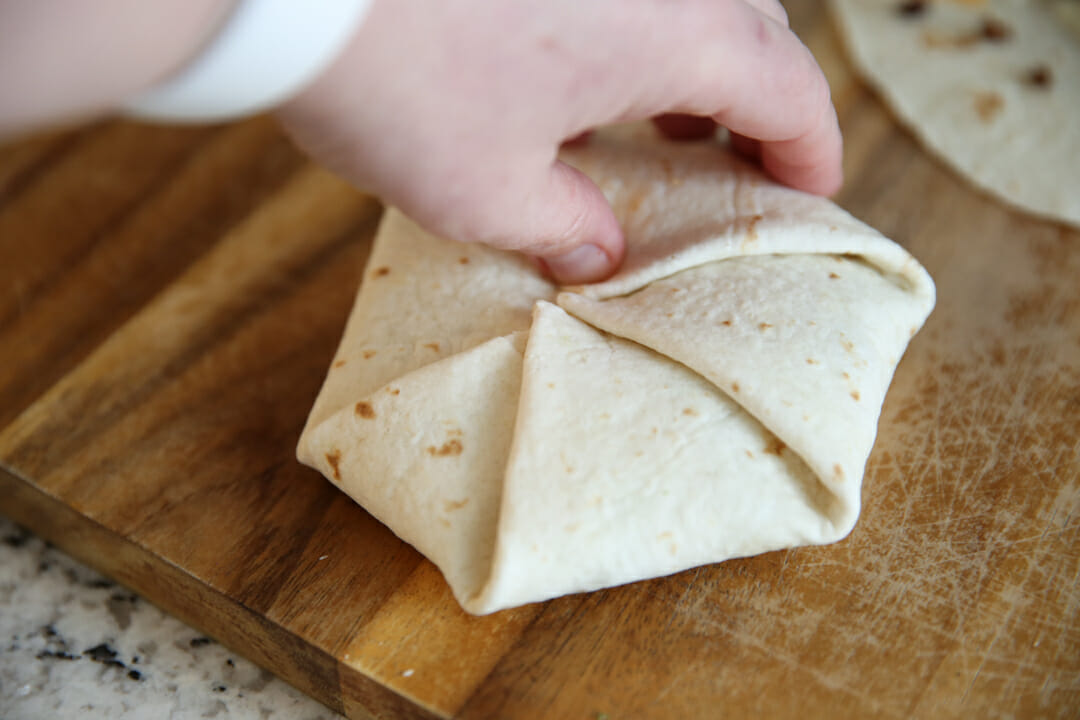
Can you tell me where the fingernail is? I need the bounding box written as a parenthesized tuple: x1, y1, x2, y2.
(543, 243, 613, 285)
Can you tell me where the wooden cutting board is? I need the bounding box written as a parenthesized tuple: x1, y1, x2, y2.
(1, 9, 1077, 719)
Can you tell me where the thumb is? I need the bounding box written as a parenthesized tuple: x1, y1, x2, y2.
(524, 160, 625, 285)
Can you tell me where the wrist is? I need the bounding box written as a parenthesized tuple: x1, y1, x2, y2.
(126, 0, 373, 122)
(0, 0, 235, 136)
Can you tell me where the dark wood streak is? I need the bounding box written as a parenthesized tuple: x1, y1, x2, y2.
(0, 120, 306, 429)
(0, 123, 217, 331)
(2, 192, 380, 481)
(0, 123, 95, 204)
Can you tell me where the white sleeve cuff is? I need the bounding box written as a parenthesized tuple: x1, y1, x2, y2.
(126, 0, 372, 122)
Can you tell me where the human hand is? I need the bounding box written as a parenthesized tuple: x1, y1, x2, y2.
(278, 0, 842, 284)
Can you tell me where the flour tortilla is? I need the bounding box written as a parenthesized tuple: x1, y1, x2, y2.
(298, 127, 935, 615)
(830, 0, 1080, 228)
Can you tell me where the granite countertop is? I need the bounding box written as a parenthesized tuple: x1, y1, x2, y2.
(0, 515, 344, 720)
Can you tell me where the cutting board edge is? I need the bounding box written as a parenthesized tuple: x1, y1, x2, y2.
(0, 464, 444, 720)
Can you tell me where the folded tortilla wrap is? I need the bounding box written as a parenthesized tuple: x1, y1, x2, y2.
(298, 128, 936, 614)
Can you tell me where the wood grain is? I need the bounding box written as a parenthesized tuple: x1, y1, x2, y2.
(1, 10, 1078, 719)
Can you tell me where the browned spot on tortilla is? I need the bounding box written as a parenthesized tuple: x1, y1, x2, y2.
(851, 390, 861, 402)
(829, 272, 840, 280)
(833, 464, 845, 482)
(427, 439, 463, 457)
(669, 544, 678, 556)
(424, 342, 440, 352)
(909, 326, 918, 338)
(896, 0, 926, 18)
(731, 382, 741, 393)
(444, 499, 469, 512)
(387, 387, 400, 396)
(721, 319, 732, 327)
(439, 518, 451, 528)
(921, 14, 1011, 49)
(325, 450, 342, 481)
(626, 192, 645, 214)
(355, 402, 376, 419)
(746, 214, 764, 241)
(670, 287, 682, 294)
(446, 427, 463, 437)
(1024, 65, 1052, 89)
(807, 357, 819, 365)
(332, 359, 346, 368)
(842, 339, 856, 354)
(921, 29, 979, 49)
(973, 91, 1004, 123)
(458, 256, 470, 264)
(842, 371, 851, 380)
(658, 532, 673, 540)
(759, 322, 772, 331)
(919, 30, 951, 49)
(763, 438, 786, 456)
(665, 312, 674, 318)
(979, 16, 1011, 42)
(660, 157, 674, 181)
(547, 382, 555, 389)
(683, 407, 698, 416)
(363, 350, 377, 359)
(746, 450, 754, 458)
(373, 266, 390, 277)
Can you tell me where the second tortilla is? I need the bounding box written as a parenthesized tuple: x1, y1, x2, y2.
(830, 0, 1080, 229)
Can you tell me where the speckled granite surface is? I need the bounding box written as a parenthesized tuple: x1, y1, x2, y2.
(0, 515, 344, 720)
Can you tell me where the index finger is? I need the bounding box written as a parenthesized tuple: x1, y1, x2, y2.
(622, 1, 843, 195)
(710, 3, 843, 194)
